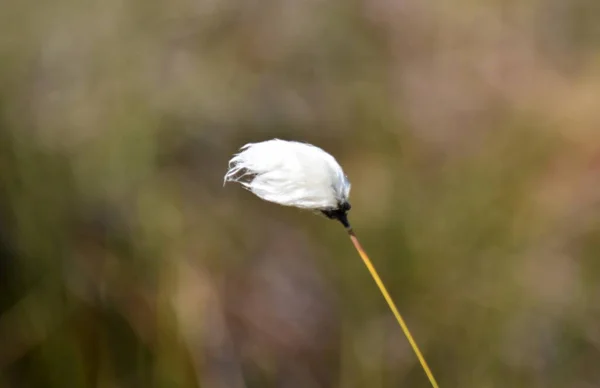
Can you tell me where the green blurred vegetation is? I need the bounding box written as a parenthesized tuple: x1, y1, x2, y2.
(1, 0, 600, 387)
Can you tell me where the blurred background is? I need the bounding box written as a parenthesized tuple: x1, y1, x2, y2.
(1, 0, 600, 387)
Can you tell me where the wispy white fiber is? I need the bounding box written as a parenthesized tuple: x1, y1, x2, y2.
(224, 139, 351, 210)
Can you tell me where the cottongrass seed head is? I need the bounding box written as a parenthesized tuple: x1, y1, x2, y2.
(224, 140, 440, 388)
(224, 139, 352, 222)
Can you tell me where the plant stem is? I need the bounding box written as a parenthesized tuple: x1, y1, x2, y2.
(346, 227, 439, 388)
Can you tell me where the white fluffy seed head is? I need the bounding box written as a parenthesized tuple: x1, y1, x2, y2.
(224, 139, 351, 211)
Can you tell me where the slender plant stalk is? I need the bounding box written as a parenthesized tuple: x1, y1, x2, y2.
(346, 228, 439, 388)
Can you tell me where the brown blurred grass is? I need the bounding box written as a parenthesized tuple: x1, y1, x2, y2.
(1, 0, 600, 387)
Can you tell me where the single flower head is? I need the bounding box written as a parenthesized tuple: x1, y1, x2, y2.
(224, 139, 352, 225)
(224, 139, 438, 388)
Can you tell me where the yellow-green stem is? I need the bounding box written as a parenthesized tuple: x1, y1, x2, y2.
(347, 229, 439, 388)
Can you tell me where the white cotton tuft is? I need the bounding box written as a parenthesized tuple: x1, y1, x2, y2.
(224, 139, 351, 211)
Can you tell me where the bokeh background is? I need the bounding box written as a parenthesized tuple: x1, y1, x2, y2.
(1, 0, 600, 387)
